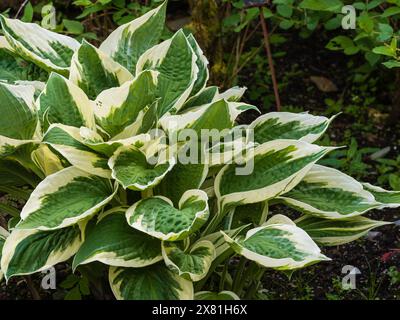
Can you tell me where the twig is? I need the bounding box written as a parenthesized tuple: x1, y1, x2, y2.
(14, 0, 28, 19)
(258, 6, 281, 111)
(24, 276, 41, 300)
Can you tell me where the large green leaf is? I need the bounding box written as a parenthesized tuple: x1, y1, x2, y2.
(249, 112, 335, 144)
(38, 72, 96, 131)
(43, 124, 111, 178)
(279, 165, 380, 219)
(0, 36, 48, 83)
(136, 29, 198, 116)
(0, 15, 80, 75)
(109, 264, 193, 300)
(109, 142, 175, 191)
(222, 216, 330, 270)
(215, 139, 334, 211)
(1, 224, 82, 280)
(295, 215, 391, 246)
(16, 167, 116, 230)
(69, 40, 133, 100)
(73, 209, 162, 269)
(162, 240, 215, 281)
(0, 82, 39, 156)
(93, 70, 158, 137)
(126, 190, 209, 241)
(363, 183, 400, 209)
(99, 1, 167, 75)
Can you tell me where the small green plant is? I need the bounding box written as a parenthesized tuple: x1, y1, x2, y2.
(0, 1, 398, 300)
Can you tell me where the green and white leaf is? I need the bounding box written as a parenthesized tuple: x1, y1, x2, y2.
(109, 142, 175, 190)
(181, 86, 219, 111)
(162, 240, 215, 281)
(136, 29, 198, 116)
(109, 264, 193, 300)
(37, 72, 96, 131)
(126, 190, 209, 241)
(43, 124, 111, 178)
(69, 40, 134, 100)
(0, 226, 9, 281)
(249, 112, 336, 144)
(157, 159, 208, 206)
(195, 291, 240, 300)
(0, 15, 80, 75)
(73, 209, 162, 269)
(0, 36, 48, 83)
(221, 219, 330, 270)
(186, 33, 209, 97)
(363, 183, 400, 209)
(278, 165, 381, 219)
(0, 82, 39, 156)
(1, 224, 82, 280)
(160, 99, 236, 135)
(219, 86, 247, 102)
(215, 139, 334, 210)
(99, 1, 167, 74)
(295, 215, 391, 246)
(16, 167, 116, 230)
(93, 70, 158, 137)
(31, 144, 64, 176)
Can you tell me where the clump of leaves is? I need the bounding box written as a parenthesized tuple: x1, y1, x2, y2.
(0, 1, 398, 300)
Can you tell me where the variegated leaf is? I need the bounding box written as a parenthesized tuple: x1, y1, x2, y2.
(162, 240, 215, 282)
(73, 209, 162, 269)
(186, 34, 209, 97)
(222, 216, 330, 270)
(195, 291, 240, 300)
(0, 82, 39, 156)
(156, 159, 208, 206)
(0, 226, 9, 281)
(249, 112, 336, 144)
(126, 190, 209, 241)
(160, 99, 235, 135)
(0, 36, 48, 83)
(215, 140, 334, 211)
(109, 264, 193, 300)
(43, 124, 111, 178)
(1, 224, 82, 280)
(363, 183, 400, 209)
(0, 15, 80, 75)
(278, 165, 380, 219)
(109, 142, 175, 190)
(219, 86, 247, 102)
(16, 167, 116, 230)
(31, 144, 64, 176)
(99, 1, 167, 74)
(37, 72, 96, 132)
(69, 40, 134, 99)
(93, 70, 158, 137)
(181, 86, 219, 111)
(295, 215, 391, 246)
(136, 29, 198, 116)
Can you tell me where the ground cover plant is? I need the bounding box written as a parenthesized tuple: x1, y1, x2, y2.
(0, 1, 399, 300)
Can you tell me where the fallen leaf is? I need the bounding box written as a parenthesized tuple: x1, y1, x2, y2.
(310, 76, 338, 92)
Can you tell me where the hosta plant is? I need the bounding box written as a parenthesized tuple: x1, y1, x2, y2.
(0, 1, 399, 300)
